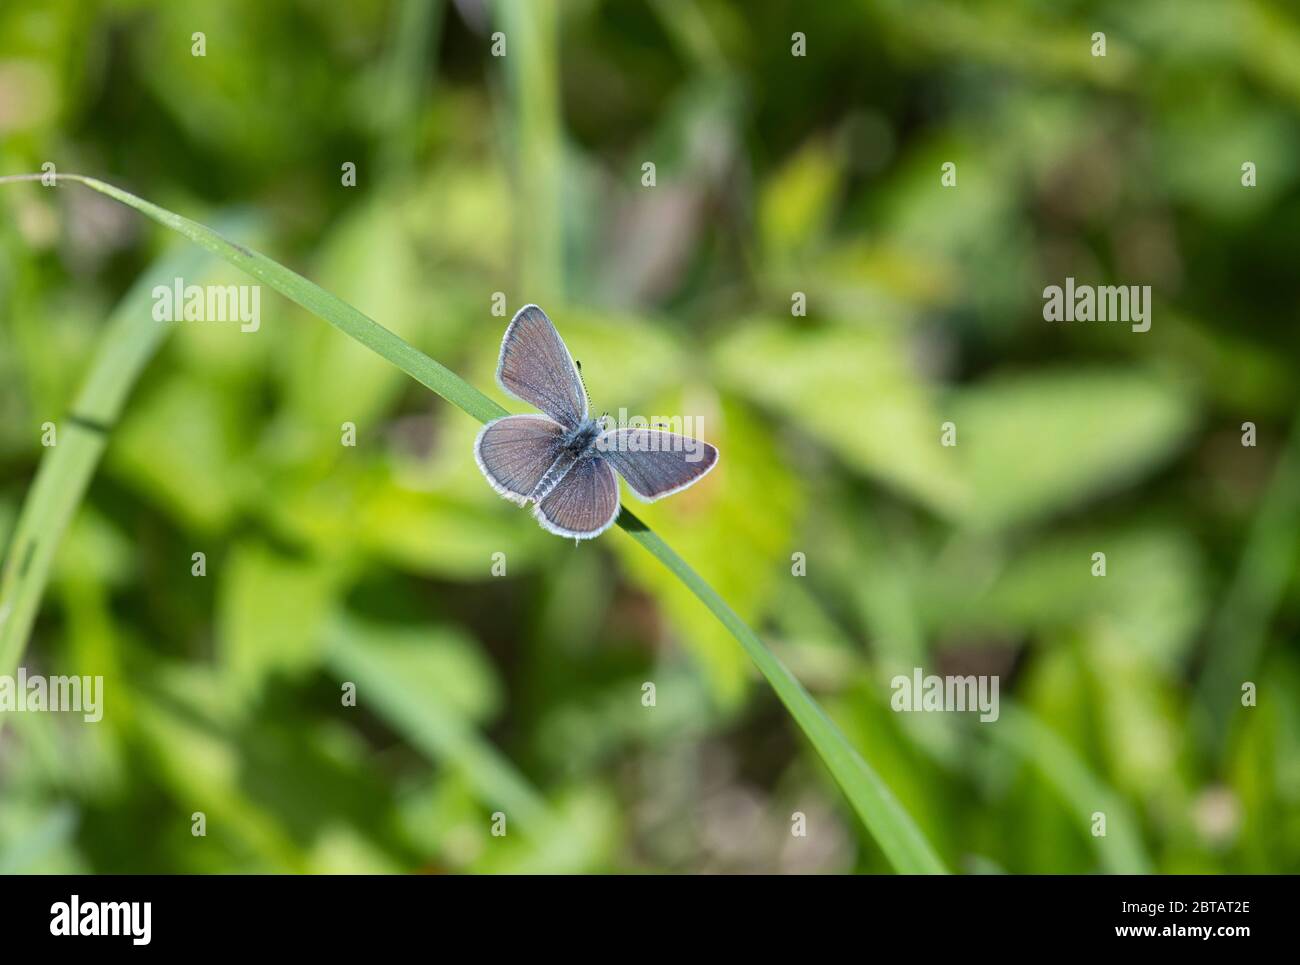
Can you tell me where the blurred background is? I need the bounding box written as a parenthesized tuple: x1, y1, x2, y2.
(1, 0, 1298, 873)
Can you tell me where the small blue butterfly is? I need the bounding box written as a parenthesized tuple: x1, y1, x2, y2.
(474, 305, 719, 539)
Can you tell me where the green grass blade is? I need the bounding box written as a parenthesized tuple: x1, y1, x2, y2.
(497, 0, 564, 302)
(1194, 411, 1300, 758)
(621, 518, 948, 873)
(0, 229, 219, 679)
(324, 617, 559, 836)
(0, 172, 948, 873)
(995, 704, 1152, 874)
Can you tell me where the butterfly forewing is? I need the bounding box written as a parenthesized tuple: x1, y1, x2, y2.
(474, 414, 567, 505)
(533, 455, 620, 539)
(497, 304, 588, 429)
(597, 428, 718, 502)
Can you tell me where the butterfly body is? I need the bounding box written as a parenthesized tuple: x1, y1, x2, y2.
(559, 416, 605, 458)
(474, 305, 718, 540)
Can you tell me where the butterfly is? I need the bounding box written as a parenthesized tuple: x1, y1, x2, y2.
(474, 305, 719, 540)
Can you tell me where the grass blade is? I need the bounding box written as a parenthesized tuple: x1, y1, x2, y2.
(995, 705, 1152, 874)
(1194, 412, 1300, 758)
(324, 617, 558, 836)
(497, 0, 564, 302)
(0, 227, 220, 678)
(622, 517, 948, 873)
(0, 172, 948, 873)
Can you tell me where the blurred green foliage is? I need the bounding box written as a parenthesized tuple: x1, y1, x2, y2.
(2, 0, 1298, 873)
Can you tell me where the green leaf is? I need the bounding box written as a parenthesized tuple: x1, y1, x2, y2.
(948, 368, 1196, 531)
(714, 319, 964, 515)
(329, 617, 502, 726)
(0, 802, 80, 874)
(759, 138, 843, 262)
(219, 541, 342, 698)
(110, 377, 248, 532)
(927, 527, 1207, 665)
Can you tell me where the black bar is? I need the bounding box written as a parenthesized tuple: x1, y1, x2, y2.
(2, 874, 1278, 950)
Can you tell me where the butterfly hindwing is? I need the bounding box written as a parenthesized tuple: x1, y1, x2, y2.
(497, 304, 588, 429)
(533, 454, 621, 539)
(474, 414, 568, 505)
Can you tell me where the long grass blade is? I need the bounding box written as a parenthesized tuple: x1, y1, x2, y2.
(995, 705, 1151, 874)
(1194, 411, 1300, 758)
(0, 226, 219, 678)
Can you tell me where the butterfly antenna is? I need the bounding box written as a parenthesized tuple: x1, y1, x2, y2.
(575, 360, 594, 411)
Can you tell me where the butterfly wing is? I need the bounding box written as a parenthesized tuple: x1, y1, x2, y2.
(596, 428, 719, 502)
(497, 304, 588, 429)
(474, 414, 567, 505)
(533, 454, 621, 539)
